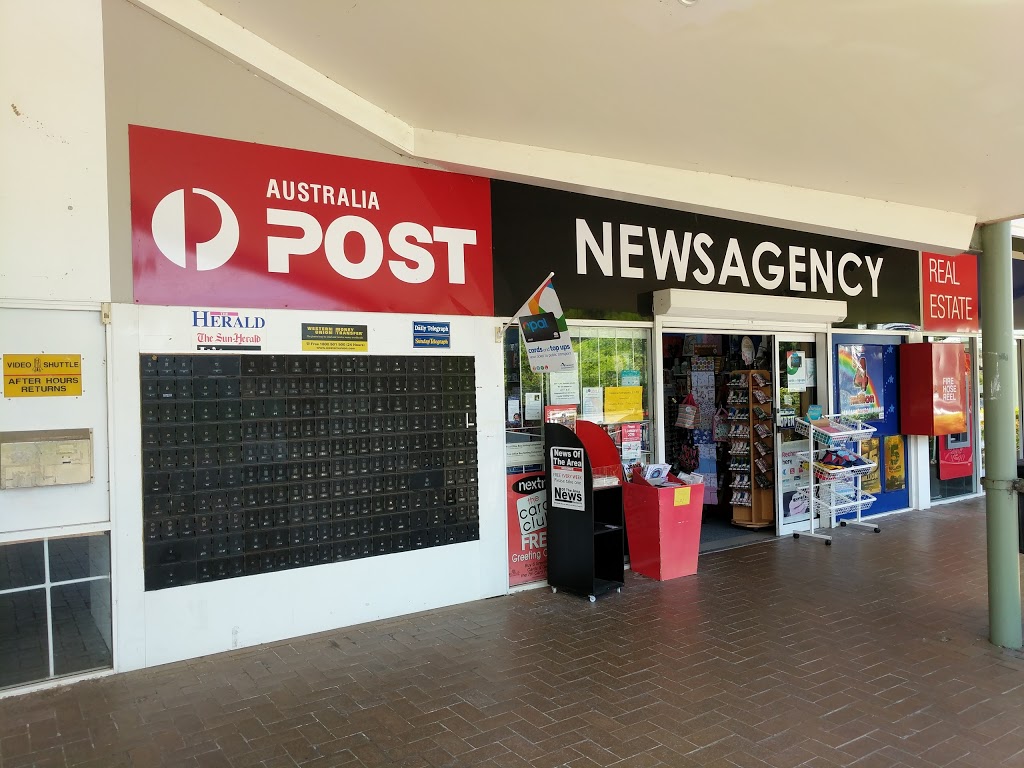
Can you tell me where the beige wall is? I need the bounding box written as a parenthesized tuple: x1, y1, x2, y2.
(102, 0, 435, 303)
(2, 0, 110, 303)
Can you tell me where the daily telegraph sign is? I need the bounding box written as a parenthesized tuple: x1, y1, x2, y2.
(491, 182, 921, 324)
(129, 127, 493, 315)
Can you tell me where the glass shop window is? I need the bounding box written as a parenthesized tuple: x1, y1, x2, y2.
(0, 533, 112, 690)
(503, 325, 652, 468)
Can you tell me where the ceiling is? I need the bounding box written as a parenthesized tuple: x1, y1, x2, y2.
(141, 0, 1024, 243)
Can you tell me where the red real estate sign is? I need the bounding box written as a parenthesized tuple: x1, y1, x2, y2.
(921, 252, 978, 333)
(129, 126, 494, 315)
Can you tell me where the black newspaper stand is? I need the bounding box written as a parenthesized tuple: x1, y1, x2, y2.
(544, 422, 625, 602)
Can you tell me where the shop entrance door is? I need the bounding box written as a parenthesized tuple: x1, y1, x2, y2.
(774, 335, 823, 536)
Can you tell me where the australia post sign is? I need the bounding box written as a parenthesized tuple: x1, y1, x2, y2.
(129, 126, 493, 315)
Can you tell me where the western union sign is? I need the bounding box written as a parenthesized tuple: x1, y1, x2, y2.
(3, 354, 83, 397)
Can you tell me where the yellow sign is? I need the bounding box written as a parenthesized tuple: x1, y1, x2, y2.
(861, 438, 881, 494)
(884, 435, 906, 491)
(4, 355, 82, 398)
(604, 386, 643, 423)
(673, 486, 692, 506)
(300, 323, 368, 352)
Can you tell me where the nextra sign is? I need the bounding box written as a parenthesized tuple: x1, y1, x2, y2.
(129, 126, 494, 315)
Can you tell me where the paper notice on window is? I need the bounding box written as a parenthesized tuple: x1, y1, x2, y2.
(548, 371, 580, 405)
(604, 386, 643, 423)
(581, 387, 604, 423)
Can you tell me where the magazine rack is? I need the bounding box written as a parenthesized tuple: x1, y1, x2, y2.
(792, 416, 878, 544)
(544, 422, 625, 601)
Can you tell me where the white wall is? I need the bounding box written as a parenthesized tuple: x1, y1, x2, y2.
(0, 307, 110, 536)
(111, 304, 506, 669)
(0, 0, 111, 303)
(101, 0, 435, 304)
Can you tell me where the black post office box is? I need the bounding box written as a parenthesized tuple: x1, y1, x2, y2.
(144, 562, 196, 591)
(144, 520, 162, 541)
(193, 355, 239, 377)
(191, 468, 217, 493)
(241, 356, 263, 376)
(218, 378, 240, 398)
(141, 355, 161, 377)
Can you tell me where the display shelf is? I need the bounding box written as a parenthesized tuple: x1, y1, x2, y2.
(792, 488, 876, 514)
(794, 416, 876, 447)
(728, 369, 774, 529)
(792, 417, 881, 545)
(800, 457, 877, 483)
(545, 422, 625, 602)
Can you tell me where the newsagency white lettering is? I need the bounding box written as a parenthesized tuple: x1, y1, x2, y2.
(575, 219, 884, 298)
(267, 179, 380, 210)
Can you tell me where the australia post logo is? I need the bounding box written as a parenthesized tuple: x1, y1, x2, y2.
(129, 126, 494, 315)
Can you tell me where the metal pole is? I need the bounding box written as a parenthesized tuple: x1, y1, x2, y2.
(979, 220, 1023, 649)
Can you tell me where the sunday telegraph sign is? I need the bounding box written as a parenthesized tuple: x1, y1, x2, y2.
(129, 127, 493, 315)
(491, 181, 921, 324)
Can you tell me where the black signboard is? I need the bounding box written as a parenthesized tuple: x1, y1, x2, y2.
(492, 181, 921, 325)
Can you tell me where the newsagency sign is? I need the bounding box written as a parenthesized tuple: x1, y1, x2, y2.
(491, 181, 920, 325)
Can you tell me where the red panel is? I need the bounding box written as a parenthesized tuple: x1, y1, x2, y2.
(899, 343, 968, 436)
(921, 253, 978, 333)
(575, 421, 624, 482)
(129, 126, 493, 315)
(623, 469, 704, 581)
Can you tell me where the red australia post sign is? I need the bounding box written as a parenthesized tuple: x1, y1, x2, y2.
(129, 126, 494, 315)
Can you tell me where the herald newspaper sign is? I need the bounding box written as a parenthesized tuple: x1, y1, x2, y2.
(129, 126, 494, 315)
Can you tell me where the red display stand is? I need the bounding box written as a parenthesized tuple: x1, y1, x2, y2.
(622, 468, 705, 581)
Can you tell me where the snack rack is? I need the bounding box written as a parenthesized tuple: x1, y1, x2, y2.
(792, 416, 878, 544)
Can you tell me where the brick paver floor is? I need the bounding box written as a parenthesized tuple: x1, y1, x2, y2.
(2, 498, 1023, 768)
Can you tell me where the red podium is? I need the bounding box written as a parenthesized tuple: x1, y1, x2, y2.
(622, 468, 705, 581)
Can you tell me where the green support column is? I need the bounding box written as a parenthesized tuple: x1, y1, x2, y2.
(980, 220, 1023, 649)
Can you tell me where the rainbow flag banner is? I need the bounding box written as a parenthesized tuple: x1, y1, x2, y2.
(836, 344, 883, 421)
(513, 273, 576, 374)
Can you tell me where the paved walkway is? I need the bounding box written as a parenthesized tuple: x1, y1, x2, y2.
(2, 498, 1023, 768)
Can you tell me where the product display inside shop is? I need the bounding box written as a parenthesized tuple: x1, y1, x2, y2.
(663, 333, 781, 551)
(140, 353, 479, 591)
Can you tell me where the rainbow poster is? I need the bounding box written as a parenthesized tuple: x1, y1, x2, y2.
(837, 344, 884, 421)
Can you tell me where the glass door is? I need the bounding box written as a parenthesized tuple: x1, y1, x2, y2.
(774, 335, 822, 536)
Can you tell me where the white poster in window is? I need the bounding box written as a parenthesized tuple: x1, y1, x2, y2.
(779, 439, 811, 522)
(506, 440, 544, 468)
(524, 392, 542, 421)
(507, 397, 521, 427)
(581, 387, 604, 423)
(548, 370, 580, 406)
(786, 352, 814, 393)
(550, 447, 585, 511)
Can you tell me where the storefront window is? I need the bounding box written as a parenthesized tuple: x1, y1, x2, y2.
(0, 533, 112, 690)
(503, 325, 652, 469)
(926, 336, 979, 501)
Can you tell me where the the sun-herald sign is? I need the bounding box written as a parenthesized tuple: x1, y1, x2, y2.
(129, 126, 494, 315)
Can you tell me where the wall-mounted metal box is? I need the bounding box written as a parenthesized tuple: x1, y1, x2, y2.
(0, 428, 94, 489)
